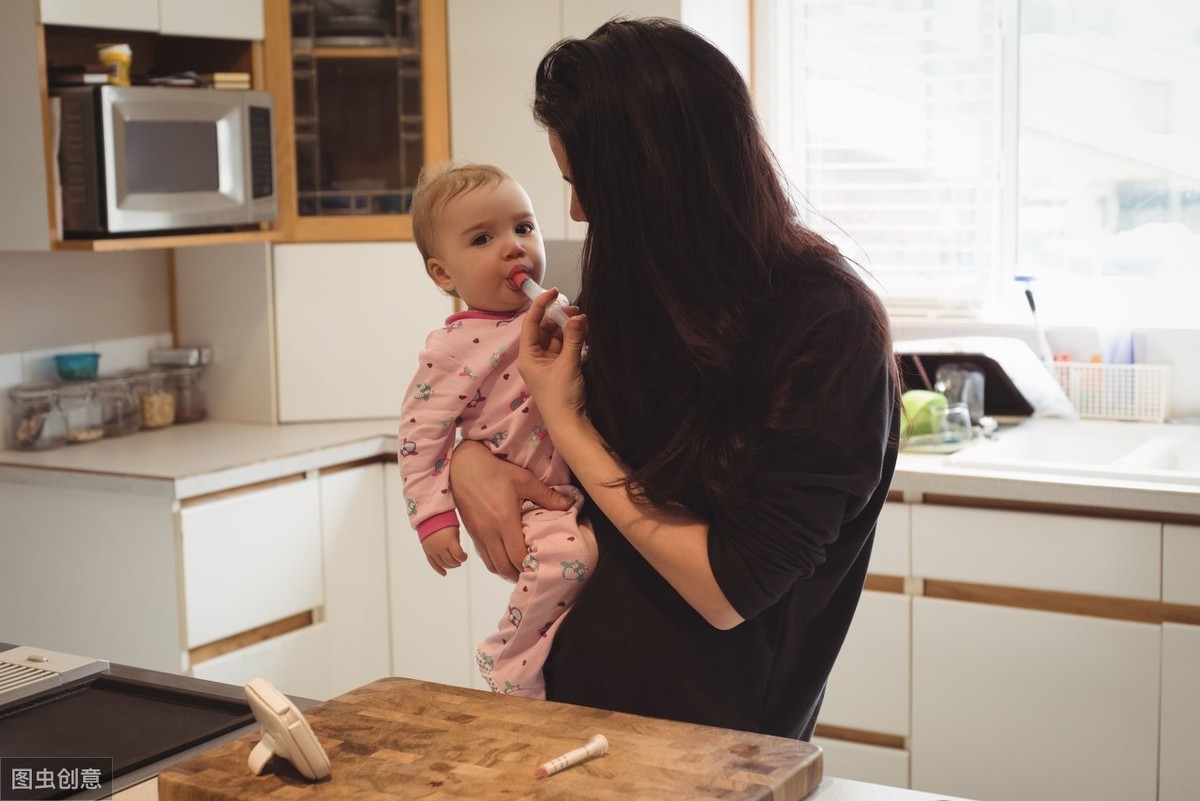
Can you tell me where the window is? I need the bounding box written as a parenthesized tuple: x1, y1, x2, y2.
(755, 0, 1200, 326)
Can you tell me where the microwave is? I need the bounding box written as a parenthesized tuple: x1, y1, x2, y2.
(54, 86, 276, 237)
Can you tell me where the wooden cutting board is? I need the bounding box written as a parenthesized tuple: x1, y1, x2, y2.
(158, 677, 822, 800)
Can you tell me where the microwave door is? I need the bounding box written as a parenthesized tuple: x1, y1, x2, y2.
(100, 87, 253, 234)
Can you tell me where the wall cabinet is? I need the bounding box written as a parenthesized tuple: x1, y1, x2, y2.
(262, 0, 449, 243)
(39, 0, 263, 39)
(0, 1, 266, 252)
(173, 241, 452, 424)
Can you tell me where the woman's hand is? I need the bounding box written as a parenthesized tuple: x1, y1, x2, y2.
(518, 288, 588, 429)
(450, 438, 573, 581)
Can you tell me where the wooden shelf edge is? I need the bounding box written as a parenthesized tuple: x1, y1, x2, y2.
(52, 228, 281, 252)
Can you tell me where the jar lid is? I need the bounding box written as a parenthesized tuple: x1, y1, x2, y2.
(8, 382, 59, 400)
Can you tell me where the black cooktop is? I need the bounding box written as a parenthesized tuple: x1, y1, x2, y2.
(0, 648, 253, 800)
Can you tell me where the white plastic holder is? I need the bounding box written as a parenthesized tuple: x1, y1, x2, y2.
(244, 676, 332, 781)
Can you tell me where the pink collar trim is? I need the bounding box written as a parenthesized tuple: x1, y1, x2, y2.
(445, 309, 522, 324)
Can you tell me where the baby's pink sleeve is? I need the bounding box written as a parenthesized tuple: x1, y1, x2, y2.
(397, 346, 475, 537)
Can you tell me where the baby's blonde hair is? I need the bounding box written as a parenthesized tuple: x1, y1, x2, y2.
(411, 161, 511, 266)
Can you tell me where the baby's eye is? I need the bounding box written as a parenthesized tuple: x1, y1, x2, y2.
(515, 222, 534, 235)
(470, 233, 492, 246)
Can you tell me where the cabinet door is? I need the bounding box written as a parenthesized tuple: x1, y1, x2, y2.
(384, 468, 473, 687)
(320, 463, 392, 697)
(911, 597, 1160, 801)
(39, 0, 158, 30)
(1161, 622, 1200, 801)
(870, 501, 910, 577)
(191, 622, 330, 701)
(1163, 524, 1200, 606)
(465, 549, 519, 692)
(181, 477, 324, 649)
(273, 242, 452, 421)
(820, 590, 910, 738)
(159, 0, 262, 39)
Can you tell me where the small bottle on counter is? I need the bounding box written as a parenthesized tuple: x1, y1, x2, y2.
(130, 369, 176, 429)
(6, 384, 68, 450)
(166, 365, 207, 423)
(95, 373, 141, 437)
(57, 381, 105, 444)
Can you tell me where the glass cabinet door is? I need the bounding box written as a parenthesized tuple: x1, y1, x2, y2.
(267, 0, 449, 241)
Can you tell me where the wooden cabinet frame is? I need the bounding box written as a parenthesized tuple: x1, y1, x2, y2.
(263, 0, 450, 243)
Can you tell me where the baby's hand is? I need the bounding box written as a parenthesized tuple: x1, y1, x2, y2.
(421, 527, 468, 576)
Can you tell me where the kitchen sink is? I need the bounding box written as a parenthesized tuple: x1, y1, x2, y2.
(944, 419, 1200, 485)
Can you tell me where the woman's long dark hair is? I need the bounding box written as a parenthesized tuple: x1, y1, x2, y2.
(534, 17, 897, 515)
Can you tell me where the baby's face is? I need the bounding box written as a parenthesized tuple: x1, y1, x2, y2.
(427, 178, 546, 313)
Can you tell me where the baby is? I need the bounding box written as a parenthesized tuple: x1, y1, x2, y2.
(398, 161, 597, 699)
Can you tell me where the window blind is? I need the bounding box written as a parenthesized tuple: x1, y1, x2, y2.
(759, 0, 1004, 315)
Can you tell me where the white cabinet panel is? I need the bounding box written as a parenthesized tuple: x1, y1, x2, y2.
(273, 242, 452, 422)
(1163, 524, 1200, 606)
(447, 1, 567, 238)
(812, 737, 908, 790)
(0, 481, 181, 673)
(1, 2, 53, 251)
(911, 505, 1160, 600)
(173, 243, 277, 424)
(39, 0, 158, 30)
(1161, 623, 1200, 801)
(465, 551, 518, 692)
(181, 478, 324, 648)
(191, 622, 330, 702)
(870, 502, 909, 576)
(820, 591, 910, 737)
(159, 0, 262, 39)
(39, 0, 261, 38)
(911, 597, 1160, 801)
(320, 464, 392, 698)
(384, 468, 474, 688)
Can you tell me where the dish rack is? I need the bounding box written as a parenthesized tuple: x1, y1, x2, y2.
(1050, 362, 1171, 422)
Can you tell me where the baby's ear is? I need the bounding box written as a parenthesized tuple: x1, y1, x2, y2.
(426, 258, 456, 295)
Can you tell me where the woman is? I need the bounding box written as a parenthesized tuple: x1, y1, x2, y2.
(449, 16, 899, 740)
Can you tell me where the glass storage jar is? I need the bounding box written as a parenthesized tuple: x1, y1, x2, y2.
(166, 365, 207, 423)
(57, 381, 105, 444)
(130, 370, 176, 429)
(6, 384, 68, 450)
(95, 373, 141, 437)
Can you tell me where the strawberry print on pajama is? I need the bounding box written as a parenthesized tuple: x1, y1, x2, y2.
(398, 309, 596, 699)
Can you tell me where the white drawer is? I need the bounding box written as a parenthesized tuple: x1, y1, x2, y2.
(870, 502, 910, 576)
(911, 505, 1159, 600)
(181, 478, 324, 648)
(191, 622, 330, 702)
(821, 591, 910, 737)
(1163, 524, 1200, 606)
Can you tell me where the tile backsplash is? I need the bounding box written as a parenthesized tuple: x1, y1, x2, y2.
(0, 332, 172, 443)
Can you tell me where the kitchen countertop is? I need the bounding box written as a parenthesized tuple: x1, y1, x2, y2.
(1, 417, 1196, 516)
